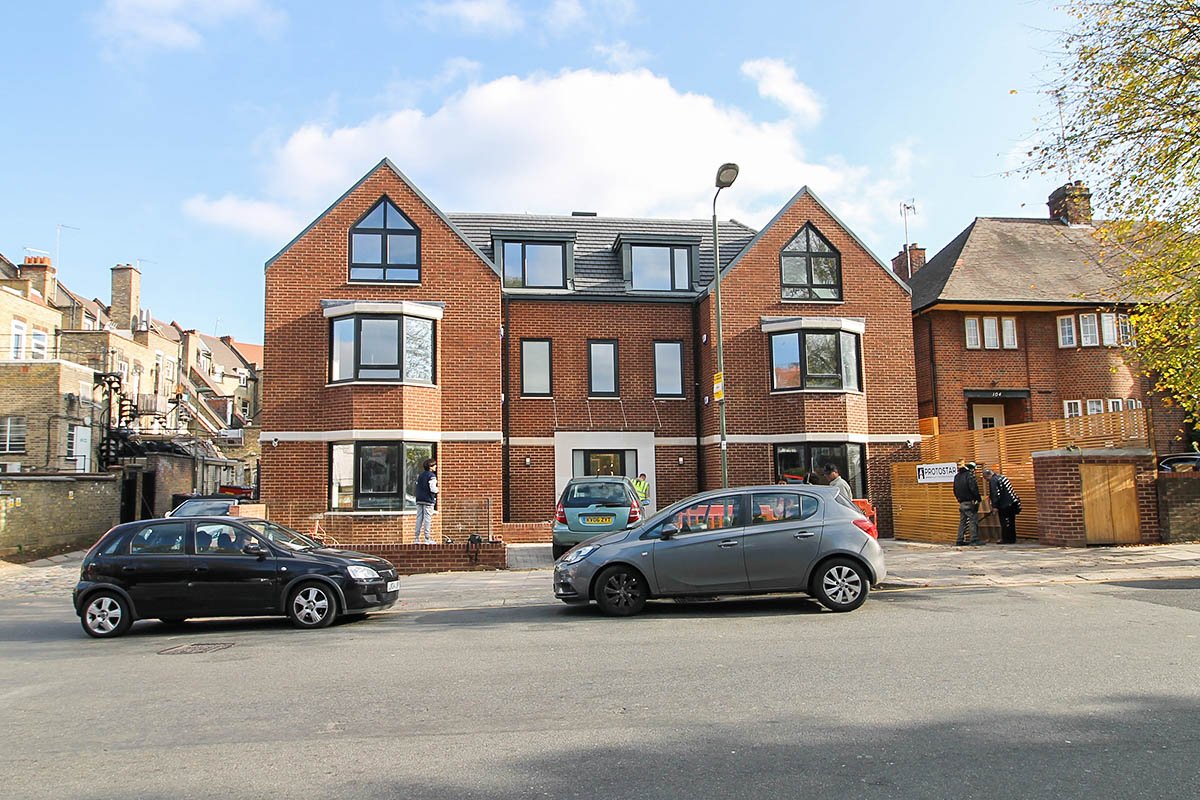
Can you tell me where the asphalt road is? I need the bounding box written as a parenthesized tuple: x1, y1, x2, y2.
(1, 576, 1198, 799)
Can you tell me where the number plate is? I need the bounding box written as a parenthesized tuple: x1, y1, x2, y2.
(385, 580, 400, 593)
(584, 515, 614, 524)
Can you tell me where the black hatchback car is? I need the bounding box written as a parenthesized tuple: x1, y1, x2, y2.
(73, 517, 399, 638)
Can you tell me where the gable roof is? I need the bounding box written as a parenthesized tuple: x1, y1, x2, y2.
(450, 212, 755, 295)
(910, 217, 1133, 312)
(227, 339, 263, 369)
(264, 158, 499, 277)
(716, 186, 912, 296)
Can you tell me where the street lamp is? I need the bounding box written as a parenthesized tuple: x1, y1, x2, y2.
(711, 162, 739, 488)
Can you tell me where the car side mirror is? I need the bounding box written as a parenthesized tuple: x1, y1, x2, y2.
(243, 542, 267, 558)
(660, 523, 680, 540)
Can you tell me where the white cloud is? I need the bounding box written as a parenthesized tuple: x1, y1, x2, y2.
(185, 67, 910, 246)
(593, 40, 648, 70)
(94, 0, 285, 55)
(740, 58, 822, 125)
(544, 0, 586, 32)
(420, 0, 524, 34)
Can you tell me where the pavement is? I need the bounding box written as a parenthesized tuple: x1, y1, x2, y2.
(5, 539, 1200, 606)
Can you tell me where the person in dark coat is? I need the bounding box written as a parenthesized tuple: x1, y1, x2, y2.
(953, 461, 982, 546)
(414, 458, 438, 544)
(983, 467, 1020, 544)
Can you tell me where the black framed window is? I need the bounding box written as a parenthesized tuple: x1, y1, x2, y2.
(521, 339, 552, 396)
(775, 442, 866, 498)
(329, 441, 435, 511)
(654, 341, 684, 397)
(349, 197, 420, 283)
(631, 246, 691, 291)
(588, 339, 619, 396)
(503, 242, 566, 289)
(770, 330, 859, 391)
(329, 314, 435, 384)
(781, 223, 841, 300)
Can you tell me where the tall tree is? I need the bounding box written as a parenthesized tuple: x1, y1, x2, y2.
(1032, 0, 1200, 426)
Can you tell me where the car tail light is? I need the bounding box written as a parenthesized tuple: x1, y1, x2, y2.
(555, 502, 567, 525)
(853, 518, 878, 539)
(629, 499, 641, 524)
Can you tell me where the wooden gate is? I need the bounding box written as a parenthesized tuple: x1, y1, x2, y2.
(1081, 464, 1142, 544)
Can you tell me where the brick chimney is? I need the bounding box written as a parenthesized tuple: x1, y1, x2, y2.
(19, 255, 57, 304)
(1048, 181, 1093, 226)
(110, 263, 141, 331)
(891, 243, 927, 281)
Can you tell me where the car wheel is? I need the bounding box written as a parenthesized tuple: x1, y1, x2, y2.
(158, 618, 188, 625)
(287, 582, 337, 629)
(594, 565, 648, 617)
(811, 558, 869, 612)
(552, 544, 569, 560)
(81, 591, 133, 638)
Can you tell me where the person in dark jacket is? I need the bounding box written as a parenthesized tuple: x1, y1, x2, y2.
(414, 458, 438, 544)
(983, 467, 1020, 544)
(953, 461, 982, 546)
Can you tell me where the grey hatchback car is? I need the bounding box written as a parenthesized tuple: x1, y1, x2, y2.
(553, 485, 885, 616)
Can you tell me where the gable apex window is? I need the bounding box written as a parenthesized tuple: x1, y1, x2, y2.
(349, 197, 421, 283)
(781, 223, 842, 301)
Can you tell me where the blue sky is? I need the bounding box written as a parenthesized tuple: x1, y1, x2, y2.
(1, 1, 1069, 343)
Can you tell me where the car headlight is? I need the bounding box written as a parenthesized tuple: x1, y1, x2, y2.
(347, 565, 381, 581)
(560, 545, 598, 565)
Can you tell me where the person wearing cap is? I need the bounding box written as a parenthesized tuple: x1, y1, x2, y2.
(953, 461, 982, 546)
(823, 463, 853, 503)
(983, 467, 1020, 544)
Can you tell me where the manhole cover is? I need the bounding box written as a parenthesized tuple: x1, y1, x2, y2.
(157, 643, 234, 655)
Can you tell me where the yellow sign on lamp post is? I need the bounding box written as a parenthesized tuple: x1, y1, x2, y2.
(713, 371, 724, 402)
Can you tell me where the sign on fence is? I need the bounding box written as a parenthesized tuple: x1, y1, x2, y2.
(916, 462, 958, 483)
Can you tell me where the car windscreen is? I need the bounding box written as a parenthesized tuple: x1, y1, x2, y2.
(172, 500, 235, 517)
(240, 520, 319, 551)
(561, 482, 631, 508)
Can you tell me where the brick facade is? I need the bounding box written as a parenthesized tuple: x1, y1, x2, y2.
(1158, 473, 1200, 543)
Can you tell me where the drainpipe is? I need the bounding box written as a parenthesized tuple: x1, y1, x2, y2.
(690, 300, 706, 492)
(500, 295, 511, 523)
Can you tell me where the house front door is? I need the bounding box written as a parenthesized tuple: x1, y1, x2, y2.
(972, 404, 1005, 430)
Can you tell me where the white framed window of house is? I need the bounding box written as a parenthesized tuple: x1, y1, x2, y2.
(79, 381, 93, 405)
(1079, 313, 1100, 346)
(240, 400, 250, 418)
(1086, 399, 1105, 415)
(982, 317, 1000, 349)
(238, 370, 248, 387)
(1108, 398, 1123, 412)
(1057, 315, 1077, 348)
(164, 358, 175, 382)
(1001, 317, 1018, 349)
(1118, 314, 1133, 345)
(653, 341, 684, 397)
(1126, 398, 1138, 410)
(1063, 400, 1083, 418)
(1, 416, 27, 453)
(82, 313, 95, 331)
(117, 360, 128, 383)
(964, 317, 981, 349)
(520, 339, 552, 396)
(30, 330, 48, 360)
(10, 320, 26, 359)
(1100, 313, 1118, 346)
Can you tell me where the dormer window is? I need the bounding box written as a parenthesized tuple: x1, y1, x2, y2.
(350, 197, 420, 283)
(781, 223, 842, 301)
(495, 230, 575, 290)
(614, 234, 699, 292)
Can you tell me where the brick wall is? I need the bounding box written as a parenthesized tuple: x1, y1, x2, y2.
(333, 542, 505, 575)
(0, 473, 120, 557)
(1159, 472, 1200, 543)
(1032, 449, 1160, 546)
(0, 361, 96, 472)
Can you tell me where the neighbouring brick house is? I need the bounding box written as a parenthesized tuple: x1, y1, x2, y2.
(260, 159, 920, 542)
(904, 182, 1193, 454)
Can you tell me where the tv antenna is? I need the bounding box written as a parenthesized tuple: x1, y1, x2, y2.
(900, 200, 918, 280)
(56, 224, 80, 268)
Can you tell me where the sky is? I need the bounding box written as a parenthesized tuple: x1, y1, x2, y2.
(1, 0, 1072, 344)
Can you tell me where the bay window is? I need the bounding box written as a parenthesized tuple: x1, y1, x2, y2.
(329, 314, 435, 384)
(330, 441, 435, 511)
(770, 329, 860, 392)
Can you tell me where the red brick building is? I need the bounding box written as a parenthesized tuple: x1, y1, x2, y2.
(260, 159, 919, 543)
(904, 182, 1192, 453)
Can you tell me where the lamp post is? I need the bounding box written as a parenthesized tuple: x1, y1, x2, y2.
(711, 162, 739, 488)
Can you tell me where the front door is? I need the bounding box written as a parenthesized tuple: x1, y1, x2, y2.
(191, 521, 279, 615)
(743, 491, 825, 591)
(651, 494, 749, 594)
(583, 450, 625, 477)
(972, 403, 1005, 430)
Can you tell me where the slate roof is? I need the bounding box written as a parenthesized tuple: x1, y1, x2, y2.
(449, 213, 757, 295)
(911, 218, 1134, 312)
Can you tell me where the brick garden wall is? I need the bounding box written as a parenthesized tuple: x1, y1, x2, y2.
(1159, 472, 1200, 543)
(0, 473, 120, 557)
(341, 542, 505, 575)
(1032, 449, 1160, 547)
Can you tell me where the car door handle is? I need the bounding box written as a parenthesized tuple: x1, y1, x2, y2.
(121, 566, 136, 572)
(193, 564, 209, 573)
(793, 532, 815, 540)
(718, 540, 740, 548)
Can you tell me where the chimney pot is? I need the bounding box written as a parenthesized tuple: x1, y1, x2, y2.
(891, 243, 927, 281)
(1048, 182, 1093, 226)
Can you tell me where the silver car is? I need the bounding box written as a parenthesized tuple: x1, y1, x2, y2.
(553, 485, 886, 616)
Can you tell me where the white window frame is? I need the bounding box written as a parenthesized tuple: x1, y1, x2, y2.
(1086, 398, 1105, 415)
(164, 358, 175, 382)
(982, 317, 1000, 349)
(29, 330, 48, 360)
(10, 320, 26, 359)
(1079, 313, 1100, 347)
(1, 416, 27, 453)
(1108, 398, 1123, 412)
(82, 313, 95, 331)
(1118, 314, 1133, 345)
(1125, 398, 1138, 411)
(964, 318, 981, 349)
(1100, 313, 1118, 346)
(1063, 400, 1083, 418)
(1001, 317, 1018, 349)
(1057, 316, 1077, 348)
